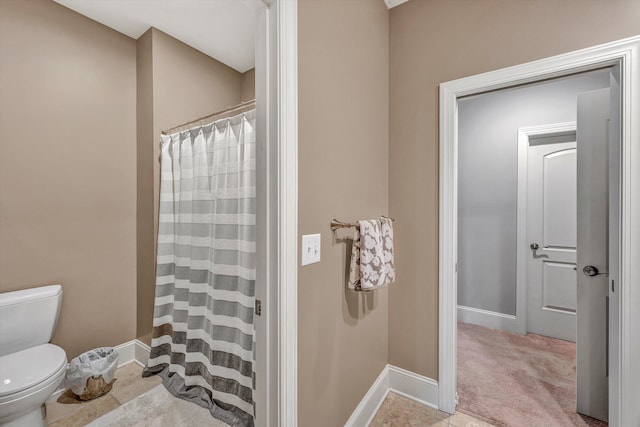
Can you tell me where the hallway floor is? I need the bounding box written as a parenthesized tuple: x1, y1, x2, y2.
(457, 322, 607, 427)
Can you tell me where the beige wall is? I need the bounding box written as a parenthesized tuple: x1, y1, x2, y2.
(298, 0, 389, 425)
(136, 30, 155, 345)
(136, 28, 245, 344)
(241, 68, 256, 102)
(388, 0, 640, 379)
(0, 0, 244, 355)
(0, 0, 137, 358)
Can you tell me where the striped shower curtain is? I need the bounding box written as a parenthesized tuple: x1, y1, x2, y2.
(143, 110, 256, 427)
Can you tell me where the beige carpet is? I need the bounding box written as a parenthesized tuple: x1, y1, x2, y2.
(85, 384, 229, 427)
(457, 322, 607, 427)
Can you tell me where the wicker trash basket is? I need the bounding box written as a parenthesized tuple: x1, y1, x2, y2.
(77, 376, 114, 401)
(66, 347, 119, 401)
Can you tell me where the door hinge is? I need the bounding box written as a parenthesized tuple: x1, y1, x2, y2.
(255, 300, 262, 316)
(611, 279, 615, 292)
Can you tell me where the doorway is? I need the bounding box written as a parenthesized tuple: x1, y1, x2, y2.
(438, 36, 640, 427)
(455, 70, 613, 425)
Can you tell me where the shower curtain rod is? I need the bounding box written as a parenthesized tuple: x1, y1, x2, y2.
(161, 99, 256, 135)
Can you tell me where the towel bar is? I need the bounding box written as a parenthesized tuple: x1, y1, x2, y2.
(330, 216, 395, 231)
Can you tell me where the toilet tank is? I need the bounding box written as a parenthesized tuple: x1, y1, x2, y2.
(0, 285, 63, 357)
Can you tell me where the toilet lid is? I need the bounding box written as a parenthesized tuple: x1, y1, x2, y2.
(0, 343, 67, 397)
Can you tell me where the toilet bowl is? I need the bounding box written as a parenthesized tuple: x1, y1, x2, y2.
(0, 285, 67, 427)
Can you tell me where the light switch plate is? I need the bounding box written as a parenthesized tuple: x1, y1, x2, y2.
(301, 233, 321, 266)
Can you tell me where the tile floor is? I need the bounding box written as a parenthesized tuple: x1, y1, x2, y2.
(45, 363, 162, 427)
(370, 392, 494, 427)
(46, 364, 490, 427)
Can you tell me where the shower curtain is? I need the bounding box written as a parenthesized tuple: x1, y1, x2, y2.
(143, 110, 256, 427)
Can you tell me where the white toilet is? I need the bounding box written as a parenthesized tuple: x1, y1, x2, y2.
(0, 285, 67, 427)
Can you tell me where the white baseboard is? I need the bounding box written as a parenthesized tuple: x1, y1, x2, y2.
(114, 340, 135, 367)
(344, 365, 440, 427)
(47, 339, 151, 403)
(344, 366, 390, 427)
(388, 365, 439, 411)
(115, 338, 151, 367)
(134, 340, 151, 367)
(457, 305, 518, 333)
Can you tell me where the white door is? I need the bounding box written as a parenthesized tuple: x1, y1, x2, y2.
(526, 137, 577, 342)
(576, 88, 610, 422)
(606, 67, 620, 427)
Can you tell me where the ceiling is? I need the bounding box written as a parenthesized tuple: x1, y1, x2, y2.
(384, 0, 410, 8)
(53, 0, 260, 73)
(54, 0, 409, 73)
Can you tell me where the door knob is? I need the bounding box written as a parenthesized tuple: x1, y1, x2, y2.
(583, 265, 607, 277)
(530, 243, 540, 250)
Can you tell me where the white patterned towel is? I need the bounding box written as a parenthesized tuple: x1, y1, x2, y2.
(348, 217, 395, 291)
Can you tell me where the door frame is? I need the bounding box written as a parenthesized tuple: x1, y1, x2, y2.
(255, 1, 298, 426)
(515, 122, 577, 336)
(439, 35, 640, 426)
